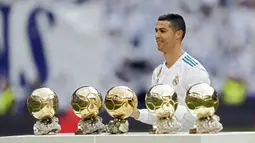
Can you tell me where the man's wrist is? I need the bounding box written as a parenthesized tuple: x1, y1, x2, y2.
(131, 109, 140, 120)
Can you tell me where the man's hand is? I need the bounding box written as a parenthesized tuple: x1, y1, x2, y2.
(131, 108, 140, 120)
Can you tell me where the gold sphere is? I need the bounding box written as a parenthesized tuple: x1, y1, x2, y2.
(71, 86, 102, 119)
(104, 86, 138, 119)
(185, 83, 219, 119)
(145, 84, 178, 118)
(27, 88, 59, 120)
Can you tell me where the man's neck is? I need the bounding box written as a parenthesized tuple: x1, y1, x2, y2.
(163, 45, 183, 69)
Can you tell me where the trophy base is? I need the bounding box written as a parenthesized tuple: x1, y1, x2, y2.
(33, 116, 61, 135)
(189, 128, 197, 134)
(75, 116, 105, 135)
(74, 130, 84, 135)
(149, 129, 156, 134)
(75, 129, 102, 135)
(192, 115, 223, 134)
(105, 118, 129, 134)
(152, 117, 181, 134)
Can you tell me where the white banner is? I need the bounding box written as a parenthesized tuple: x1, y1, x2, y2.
(0, 0, 108, 110)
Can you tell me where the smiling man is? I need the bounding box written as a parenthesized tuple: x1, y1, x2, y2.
(131, 13, 211, 132)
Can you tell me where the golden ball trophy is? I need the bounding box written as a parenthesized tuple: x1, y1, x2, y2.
(71, 86, 105, 135)
(185, 83, 223, 134)
(104, 86, 137, 134)
(27, 87, 61, 135)
(145, 84, 181, 134)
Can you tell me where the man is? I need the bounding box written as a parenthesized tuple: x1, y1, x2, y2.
(131, 13, 211, 132)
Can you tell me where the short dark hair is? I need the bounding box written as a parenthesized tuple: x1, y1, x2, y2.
(158, 13, 186, 40)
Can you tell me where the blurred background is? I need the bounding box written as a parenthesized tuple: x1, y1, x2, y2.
(0, 0, 255, 136)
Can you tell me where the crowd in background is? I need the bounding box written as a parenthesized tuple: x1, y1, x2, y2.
(101, 0, 255, 105)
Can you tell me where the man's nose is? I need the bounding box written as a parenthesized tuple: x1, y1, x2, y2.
(155, 32, 160, 39)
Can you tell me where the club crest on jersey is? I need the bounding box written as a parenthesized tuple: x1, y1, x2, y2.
(172, 76, 179, 86)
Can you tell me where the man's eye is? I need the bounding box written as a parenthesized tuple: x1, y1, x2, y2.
(160, 30, 166, 33)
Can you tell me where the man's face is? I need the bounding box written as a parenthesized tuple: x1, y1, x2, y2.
(155, 20, 176, 53)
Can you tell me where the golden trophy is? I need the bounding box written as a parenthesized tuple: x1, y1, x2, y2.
(145, 84, 181, 134)
(71, 86, 105, 135)
(185, 83, 223, 134)
(104, 86, 137, 134)
(27, 87, 61, 135)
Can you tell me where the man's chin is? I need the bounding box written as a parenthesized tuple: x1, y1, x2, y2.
(158, 47, 164, 52)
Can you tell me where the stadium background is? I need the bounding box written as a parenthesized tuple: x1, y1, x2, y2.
(0, 0, 255, 136)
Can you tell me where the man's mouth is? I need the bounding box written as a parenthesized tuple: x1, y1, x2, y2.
(157, 40, 163, 44)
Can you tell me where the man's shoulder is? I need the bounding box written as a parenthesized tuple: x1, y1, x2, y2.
(180, 53, 211, 88)
(181, 53, 207, 73)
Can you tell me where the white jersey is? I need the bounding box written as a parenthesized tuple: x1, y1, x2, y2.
(137, 52, 210, 132)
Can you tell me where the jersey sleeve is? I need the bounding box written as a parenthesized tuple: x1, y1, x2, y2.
(184, 67, 211, 91)
(138, 105, 196, 131)
(137, 109, 156, 125)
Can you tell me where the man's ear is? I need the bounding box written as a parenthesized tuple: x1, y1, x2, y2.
(175, 30, 183, 40)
